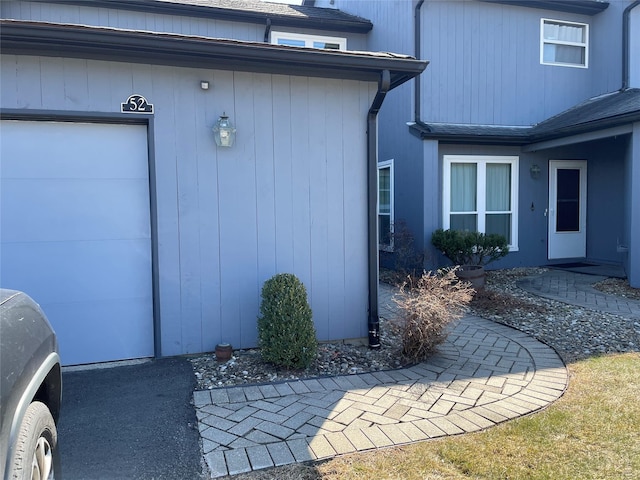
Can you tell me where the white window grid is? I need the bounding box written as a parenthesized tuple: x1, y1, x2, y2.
(378, 159, 394, 251)
(270, 31, 347, 51)
(442, 155, 519, 251)
(540, 18, 589, 68)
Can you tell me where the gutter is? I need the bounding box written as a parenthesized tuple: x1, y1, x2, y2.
(264, 18, 272, 43)
(622, 0, 640, 90)
(0, 20, 425, 89)
(367, 69, 391, 349)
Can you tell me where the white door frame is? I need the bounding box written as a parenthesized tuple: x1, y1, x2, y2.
(548, 160, 587, 259)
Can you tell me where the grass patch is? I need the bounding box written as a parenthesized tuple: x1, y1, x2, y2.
(316, 353, 640, 480)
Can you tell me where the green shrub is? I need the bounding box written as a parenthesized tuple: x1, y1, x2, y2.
(394, 269, 474, 361)
(257, 273, 317, 369)
(431, 229, 509, 266)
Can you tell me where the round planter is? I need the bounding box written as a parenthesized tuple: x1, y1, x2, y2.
(455, 265, 485, 289)
(215, 343, 233, 362)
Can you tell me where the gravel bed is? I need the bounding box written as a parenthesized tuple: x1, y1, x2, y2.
(190, 316, 406, 390)
(190, 268, 640, 389)
(472, 268, 640, 363)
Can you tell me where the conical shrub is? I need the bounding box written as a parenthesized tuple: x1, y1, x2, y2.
(257, 273, 317, 369)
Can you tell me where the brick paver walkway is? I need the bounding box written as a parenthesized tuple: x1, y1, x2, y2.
(194, 285, 567, 477)
(518, 270, 640, 320)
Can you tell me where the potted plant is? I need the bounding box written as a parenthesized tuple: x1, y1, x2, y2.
(431, 229, 509, 288)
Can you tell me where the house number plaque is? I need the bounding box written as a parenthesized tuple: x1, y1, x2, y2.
(121, 94, 154, 114)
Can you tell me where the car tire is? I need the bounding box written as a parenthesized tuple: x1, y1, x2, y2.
(9, 401, 59, 480)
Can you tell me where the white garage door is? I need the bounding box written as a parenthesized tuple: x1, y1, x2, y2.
(0, 120, 154, 365)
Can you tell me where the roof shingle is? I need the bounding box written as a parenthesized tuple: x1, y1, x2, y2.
(411, 89, 640, 145)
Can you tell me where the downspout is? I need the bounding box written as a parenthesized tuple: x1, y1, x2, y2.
(622, 0, 640, 90)
(367, 69, 391, 349)
(414, 0, 425, 122)
(263, 18, 272, 43)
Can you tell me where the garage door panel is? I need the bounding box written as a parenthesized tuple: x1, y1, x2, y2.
(1, 178, 151, 242)
(0, 121, 148, 179)
(43, 299, 154, 365)
(0, 240, 151, 305)
(0, 120, 153, 365)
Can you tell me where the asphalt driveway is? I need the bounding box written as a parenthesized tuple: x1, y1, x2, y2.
(58, 357, 204, 480)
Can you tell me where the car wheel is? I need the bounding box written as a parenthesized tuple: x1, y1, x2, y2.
(9, 401, 59, 480)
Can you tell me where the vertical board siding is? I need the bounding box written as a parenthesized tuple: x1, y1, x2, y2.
(3, 1, 365, 49)
(631, 8, 640, 88)
(289, 77, 313, 312)
(308, 77, 330, 341)
(272, 76, 296, 274)
(421, 0, 602, 126)
(3, 1, 262, 42)
(174, 70, 202, 353)
(0, 54, 375, 353)
(233, 71, 261, 349)
(1, 0, 380, 354)
(252, 73, 278, 323)
(325, 83, 347, 340)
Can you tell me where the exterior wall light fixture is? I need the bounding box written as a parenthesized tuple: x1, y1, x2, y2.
(213, 113, 236, 148)
(530, 164, 541, 179)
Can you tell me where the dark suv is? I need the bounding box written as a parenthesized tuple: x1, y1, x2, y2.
(0, 290, 62, 480)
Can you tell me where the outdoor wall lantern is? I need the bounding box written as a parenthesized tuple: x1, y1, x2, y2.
(213, 113, 236, 147)
(530, 164, 541, 179)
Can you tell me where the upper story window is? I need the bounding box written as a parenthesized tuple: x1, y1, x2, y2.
(541, 19, 589, 68)
(271, 31, 346, 51)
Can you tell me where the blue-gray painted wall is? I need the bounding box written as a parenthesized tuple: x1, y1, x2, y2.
(628, 123, 640, 286)
(321, 0, 639, 287)
(320, 0, 628, 124)
(0, 0, 369, 50)
(420, 0, 625, 125)
(1, 53, 376, 356)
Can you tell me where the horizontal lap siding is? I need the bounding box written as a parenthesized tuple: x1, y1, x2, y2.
(1, 54, 372, 354)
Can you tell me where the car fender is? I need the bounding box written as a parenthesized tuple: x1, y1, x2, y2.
(2, 351, 61, 480)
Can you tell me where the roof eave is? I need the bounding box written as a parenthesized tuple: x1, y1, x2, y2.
(479, 0, 609, 16)
(529, 112, 640, 142)
(28, 0, 374, 33)
(410, 112, 640, 145)
(0, 20, 425, 89)
(409, 122, 530, 145)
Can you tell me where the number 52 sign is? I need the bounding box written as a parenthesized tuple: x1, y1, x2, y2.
(121, 94, 154, 114)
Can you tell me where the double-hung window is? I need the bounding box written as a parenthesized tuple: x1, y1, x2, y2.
(378, 160, 394, 251)
(541, 18, 588, 68)
(271, 31, 346, 51)
(443, 155, 518, 249)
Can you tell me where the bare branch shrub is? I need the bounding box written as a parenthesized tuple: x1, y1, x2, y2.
(393, 220, 424, 277)
(394, 269, 474, 362)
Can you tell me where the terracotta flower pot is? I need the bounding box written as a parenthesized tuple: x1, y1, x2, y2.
(455, 265, 485, 289)
(215, 343, 233, 362)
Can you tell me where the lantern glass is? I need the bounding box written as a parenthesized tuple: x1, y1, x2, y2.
(213, 114, 236, 147)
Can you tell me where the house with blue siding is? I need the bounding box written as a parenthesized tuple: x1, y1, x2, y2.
(313, 0, 640, 288)
(0, 0, 426, 365)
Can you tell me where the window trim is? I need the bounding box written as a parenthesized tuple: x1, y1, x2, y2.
(540, 18, 589, 69)
(270, 31, 347, 51)
(442, 155, 519, 251)
(378, 159, 394, 252)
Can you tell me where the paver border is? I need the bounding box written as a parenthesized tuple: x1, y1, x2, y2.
(195, 316, 568, 478)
